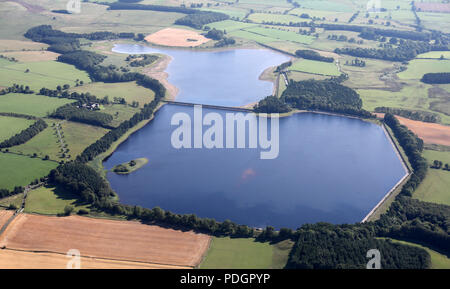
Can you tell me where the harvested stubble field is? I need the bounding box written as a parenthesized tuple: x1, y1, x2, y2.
(145, 28, 210, 47)
(0, 214, 210, 268)
(0, 210, 14, 228)
(0, 249, 190, 269)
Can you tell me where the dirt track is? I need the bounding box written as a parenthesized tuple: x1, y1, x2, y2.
(145, 28, 210, 47)
(0, 214, 210, 268)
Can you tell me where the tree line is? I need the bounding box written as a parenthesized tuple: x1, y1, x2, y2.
(335, 40, 448, 62)
(0, 84, 34, 95)
(384, 113, 427, 197)
(375, 107, 441, 123)
(0, 186, 24, 200)
(0, 119, 47, 149)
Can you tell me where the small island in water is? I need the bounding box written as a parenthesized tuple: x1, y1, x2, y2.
(112, 158, 148, 175)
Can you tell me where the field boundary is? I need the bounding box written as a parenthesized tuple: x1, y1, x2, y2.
(1, 247, 194, 269)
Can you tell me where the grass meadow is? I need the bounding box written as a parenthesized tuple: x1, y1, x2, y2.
(0, 153, 57, 190)
(0, 116, 33, 143)
(414, 150, 450, 206)
(290, 59, 340, 76)
(70, 81, 155, 108)
(10, 120, 108, 161)
(200, 237, 293, 269)
(0, 61, 91, 90)
(0, 93, 74, 117)
(24, 185, 91, 215)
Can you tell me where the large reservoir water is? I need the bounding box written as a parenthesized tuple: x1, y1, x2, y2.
(112, 44, 290, 107)
(107, 44, 407, 229)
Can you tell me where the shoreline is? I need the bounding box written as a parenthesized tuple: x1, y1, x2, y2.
(361, 124, 412, 223)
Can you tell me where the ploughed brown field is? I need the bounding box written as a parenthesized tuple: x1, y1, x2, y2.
(375, 113, 450, 146)
(145, 28, 210, 47)
(396, 116, 450, 146)
(0, 214, 211, 269)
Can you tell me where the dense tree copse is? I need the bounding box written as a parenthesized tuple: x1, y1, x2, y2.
(126, 54, 158, 67)
(286, 223, 430, 269)
(0, 119, 47, 148)
(108, 2, 199, 14)
(375, 107, 441, 123)
(279, 79, 374, 118)
(50, 104, 114, 128)
(421, 72, 450, 84)
(0, 186, 24, 199)
(175, 12, 230, 29)
(295, 49, 334, 63)
(254, 96, 291, 113)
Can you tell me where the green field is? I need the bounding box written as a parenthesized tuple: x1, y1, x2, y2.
(414, 150, 450, 206)
(290, 59, 340, 76)
(398, 59, 450, 80)
(0, 153, 57, 190)
(10, 120, 108, 161)
(206, 20, 257, 32)
(0, 193, 23, 209)
(0, 61, 91, 90)
(243, 27, 315, 44)
(24, 185, 91, 215)
(417, 51, 450, 59)
(0, 116, 33, 143)
(102, 104, 140, 127)
(384, 238, 450, 269)
(200, 237, 293, 269)
(70, 81, 155, 108)
(0, 93, 74, 117)
(248, 13, 305, 24)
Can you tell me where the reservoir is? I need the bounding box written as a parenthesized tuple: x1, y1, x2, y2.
(107, 44, 407, 229)
(112, 44, 290, 107)
(104, 105, 407, 229)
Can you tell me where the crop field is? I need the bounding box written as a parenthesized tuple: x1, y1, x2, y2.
(0, 153, 57, 190)
(0, 249, 190, 269)
(0, 214, 211, 268)
(145, 28, 210, 47)
(0, 116, 33, 143)
(398, 59, 450, 80)
(24, 186, 91, 215)
(290, 59, 340, 76)
(414, 149, 450, 206)
(0, 93, 74, 117)
(396, 116, 450, 146)
(418, 12, 450, 32)
(0, 210, 14, 230)
(70, 82, 155, 108)
(200, 237, 293, 269)
(0, 61, 91, 90)
(10, 120, 108, 161)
